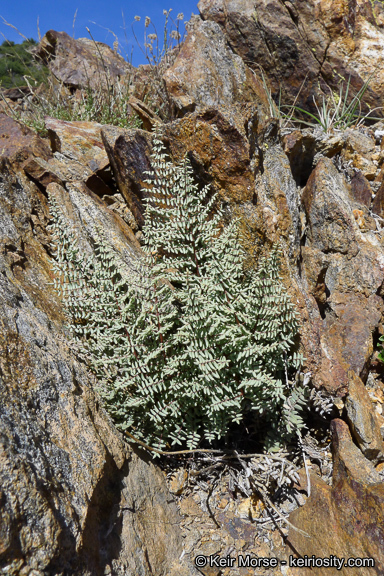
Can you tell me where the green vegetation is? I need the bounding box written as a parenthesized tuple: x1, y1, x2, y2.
(0, 38, 48, 88)
(27, 79, 142, 132)
(378, 335, 384, 363)
(283, 75, 382, 133)
(48, 136, 305, 453)
(131, 9, 184, 67)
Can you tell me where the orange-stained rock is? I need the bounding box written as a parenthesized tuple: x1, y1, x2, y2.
(288, 419, 384, 576)
(300, 157, 384, 393)
(162, 109, 254, 203)
(45, 116, 110, 176)
(345, 370, 384, 463)
(0, 112, 52, 167)
(41, 117, 115, 197)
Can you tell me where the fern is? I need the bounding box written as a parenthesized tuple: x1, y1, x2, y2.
(48, 135, 305, 452)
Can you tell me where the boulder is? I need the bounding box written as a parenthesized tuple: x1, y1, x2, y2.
(162, 109, 254, 203)
(35, 30, 132, 92)
(45, 116, 110, 177)
(0, 113, 52, 167)
(24, 117, 115, 197)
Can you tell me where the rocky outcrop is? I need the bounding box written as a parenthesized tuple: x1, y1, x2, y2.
(4, 3, 384, 570)
(101, 126, 153, 228)
(300, 155, 384, 393)
(197, 0, 384, 118)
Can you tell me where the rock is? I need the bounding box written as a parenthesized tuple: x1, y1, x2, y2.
(282, 128, 344, 186)
(0, 113, 52, 167)
(163, 15, 269, 135)
(321, 291, 383, 383)
(35, 30, 132, 92)
(341, 129, 377, 181)
(45, 117, 110, 180)
(128, 97, 162, 131)
(24, 117, 115, 197)
(350, 171, 373, 207)
(372, 179, 384, 218)
(300, 157, 384, 392)
(0, 115, 114, 199)
(24, 155, 113, 198)
(332, 418, 382, 484)
(101, 126, 153, 228)
(288, 419, 384, 576)
(162, 109, 254, 203)
(47, 181, 141, 258)
(0, 86, 31, 101)
(0, 157, 194, 575)
(168, 468, 188, 495)
(302, 157, 360, 256)
(198, 0, 384, 118)
(345, 370, 384, 462)
(198, 0, 320, 112)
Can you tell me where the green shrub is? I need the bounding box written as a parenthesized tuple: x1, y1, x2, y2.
(48, 136, 305, 451)
(0, 38, 48, 88)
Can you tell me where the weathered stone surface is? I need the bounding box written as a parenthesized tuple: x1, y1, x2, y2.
(350, 171, 373, 207)
(101, 126, 153, 228)
(129, 96, 162, 131)
(0, 158, 193, 575)
(163, 15, 269, 135)
(35, 30, 132, 91)
(372, 179, 384, 217)
(0, 113, 52, 167)
(301, 157, 384, 392)
(24, 152, 112, 198)
(45, 117, 110, 177)
(302, 157, 360, 256)
(47, 181, 141, 257)
(341, 129, 378, 180)
(162, 109, 254, 203)
(345, 370, 384, 463)
(198, 0, 384, 118)
(288, 419, 384, 576)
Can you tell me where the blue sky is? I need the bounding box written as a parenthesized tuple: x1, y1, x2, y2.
(0, 0, 200, 66)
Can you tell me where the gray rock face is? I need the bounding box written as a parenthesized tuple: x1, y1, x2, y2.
(163, 15, 270, 136)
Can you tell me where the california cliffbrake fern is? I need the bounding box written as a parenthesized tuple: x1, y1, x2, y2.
(48, 135, 305, 452)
